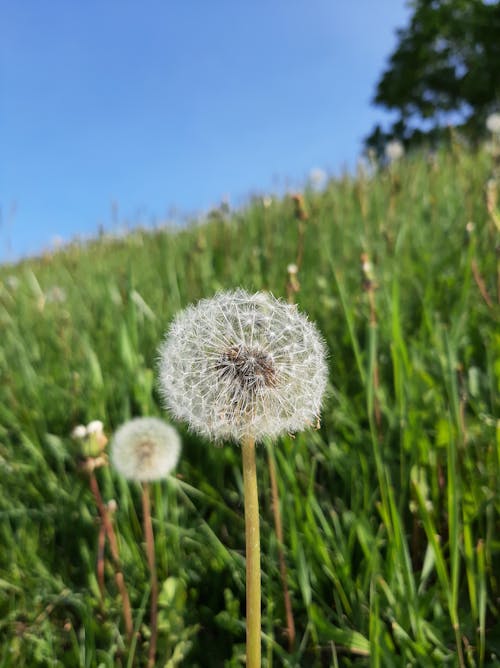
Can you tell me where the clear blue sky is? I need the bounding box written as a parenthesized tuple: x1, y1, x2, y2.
(1, 1, 409, 262)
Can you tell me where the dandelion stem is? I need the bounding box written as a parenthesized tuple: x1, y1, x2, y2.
(88, 471, 134, 641)
(242, 435, 261, 668)
(97, 521, 106, 600)
(142, 482, 158, 668)
(471, 258, 493, 308)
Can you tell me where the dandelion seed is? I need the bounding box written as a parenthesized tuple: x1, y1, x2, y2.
(486, 112, 500, 135)
(385, 139, 405, 162)
(158, 289, 328, 443)
(110, 417, 181, 482)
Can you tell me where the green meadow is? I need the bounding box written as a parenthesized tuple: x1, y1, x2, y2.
(1, 143, 499, 667)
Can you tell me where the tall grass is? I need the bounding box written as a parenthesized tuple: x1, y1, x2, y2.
(0, 143, 499, 666)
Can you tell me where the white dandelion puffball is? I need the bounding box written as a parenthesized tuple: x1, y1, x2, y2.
(158, 289, 328, 443)
(486, 112, 500, 135)
(45, 286, 67, 303)
(111, 417, 181, 482)
(71, 424, 88, 440)
(308, 167, 327, 190)
(86, 420, 104, 435)
(385, 139, 405, 162)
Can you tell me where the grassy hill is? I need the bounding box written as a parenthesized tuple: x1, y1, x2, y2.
(0, 143, 499, 667)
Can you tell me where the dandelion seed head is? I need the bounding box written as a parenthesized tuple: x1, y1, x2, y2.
(309, 167, 327, 190)
(71, 424, 88, 440)
(45, 286, 67, 303)
(107, 499, 118, 513)
(385, 139, 405, 162)
(5, 275, 20, 291)
(158, 289, 328, 443)
(466, 221, 475, 234)
(486, 112, 500, 135)
(87, 420, 104, 435)
(111, 417, 181, 482)
(74, 420, 108, 456)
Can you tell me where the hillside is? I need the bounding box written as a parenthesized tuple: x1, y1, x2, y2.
(1, 144, 499, 667)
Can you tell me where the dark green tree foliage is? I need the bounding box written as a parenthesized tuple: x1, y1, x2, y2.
(366, 0, 500, 152)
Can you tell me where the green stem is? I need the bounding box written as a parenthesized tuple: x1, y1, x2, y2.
(142, 483, 158, 668)
(242, 436, 261, 668)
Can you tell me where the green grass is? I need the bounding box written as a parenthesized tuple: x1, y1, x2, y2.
(0, 143, 499, 666)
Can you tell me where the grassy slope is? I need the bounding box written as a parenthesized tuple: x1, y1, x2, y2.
(0, 144, 499, 667)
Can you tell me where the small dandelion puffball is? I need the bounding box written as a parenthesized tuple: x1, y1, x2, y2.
(158, 289, 328, 443)
(71, 424, 88, 440)
(486, 112, 500, 135)
(385, 139, 405, 162)
(308, 167, 327, 190)
(111, 417, 181, 482)
(86, 420, 104, 435)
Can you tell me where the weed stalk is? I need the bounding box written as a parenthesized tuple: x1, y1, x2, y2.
(142, 482, 158, 668)
(87, 468, 134, 641)
(242, 435, 261, 668)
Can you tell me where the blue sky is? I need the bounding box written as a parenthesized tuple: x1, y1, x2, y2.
(1, 1, 409, 262)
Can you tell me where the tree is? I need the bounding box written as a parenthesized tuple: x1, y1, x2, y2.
(365, 0, 500, 152)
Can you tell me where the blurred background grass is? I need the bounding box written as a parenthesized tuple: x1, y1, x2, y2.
(0, 142, 499, 666)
